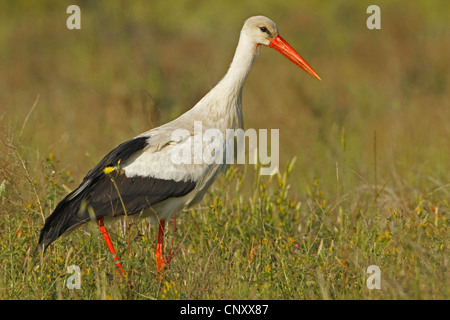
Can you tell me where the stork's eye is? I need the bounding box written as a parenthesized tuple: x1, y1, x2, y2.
(259, 26, 268, 33)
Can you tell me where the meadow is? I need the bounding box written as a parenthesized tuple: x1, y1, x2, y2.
(0, 0, 449, 299)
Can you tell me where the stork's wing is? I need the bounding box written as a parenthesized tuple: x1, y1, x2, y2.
(37, 136, 196, 251)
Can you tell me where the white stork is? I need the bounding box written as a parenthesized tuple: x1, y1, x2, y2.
(37, 16, 320, 277)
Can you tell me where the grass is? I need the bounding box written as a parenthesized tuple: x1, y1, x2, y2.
(1, 138, 449, 299)
(0, 0, 449, 299)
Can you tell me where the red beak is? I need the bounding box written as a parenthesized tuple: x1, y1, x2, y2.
(269, 35, 321, 80)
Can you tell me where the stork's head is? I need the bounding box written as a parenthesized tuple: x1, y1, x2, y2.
(242, 16, 279, 46)
(242, 16, 321, 80)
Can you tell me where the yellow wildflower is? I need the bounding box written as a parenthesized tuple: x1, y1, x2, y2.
(103, 166, 114, 174)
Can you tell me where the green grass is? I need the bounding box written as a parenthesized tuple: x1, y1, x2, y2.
(1, 141, 449, 299)
(0, 0, 449, 299)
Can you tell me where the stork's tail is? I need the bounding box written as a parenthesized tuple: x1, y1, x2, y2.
(36, 192, 90, 252)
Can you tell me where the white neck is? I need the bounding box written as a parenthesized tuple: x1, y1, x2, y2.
(189, 32, 261, 128)
(217, 32, 261, 95)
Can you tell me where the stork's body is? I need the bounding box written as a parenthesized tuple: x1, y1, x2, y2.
(37, 16, 320, 276)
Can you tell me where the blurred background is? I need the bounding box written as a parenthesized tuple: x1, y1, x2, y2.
(1, 0, 449, 196)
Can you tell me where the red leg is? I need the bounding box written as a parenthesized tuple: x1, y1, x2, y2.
(156, 219, 165, 277)
(97, 217, 125, 276)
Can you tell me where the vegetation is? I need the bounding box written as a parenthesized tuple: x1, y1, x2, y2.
(0, 1, 449, 299)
